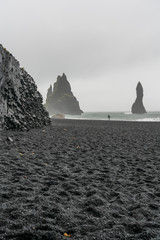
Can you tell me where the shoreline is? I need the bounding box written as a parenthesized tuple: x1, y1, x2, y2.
(52, 117, 160, 125)
(63, 111, 160, 123)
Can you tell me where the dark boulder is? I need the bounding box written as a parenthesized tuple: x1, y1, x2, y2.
(0, 44, 50, 130)
(131, 82, 147, 114)
(45, 73, 83, 115)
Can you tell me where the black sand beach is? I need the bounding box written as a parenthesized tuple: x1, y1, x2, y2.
(0, 119, 160, 240)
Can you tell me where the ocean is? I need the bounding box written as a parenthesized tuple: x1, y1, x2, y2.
(65, 112, 160, 122)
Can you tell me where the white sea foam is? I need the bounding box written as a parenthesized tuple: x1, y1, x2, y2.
(136, 118, 160, 122)
(124, 112, 132, 115)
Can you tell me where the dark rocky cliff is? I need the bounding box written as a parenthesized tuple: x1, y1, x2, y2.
(45, 73, 83, 115)
(0, 44, 50, 130)
(131, 82, 147, 114)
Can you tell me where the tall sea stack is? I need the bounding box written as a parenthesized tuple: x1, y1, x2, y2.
(0, 44, 50, 130)
(45, 73, 83, 115)
(131, 82, 147, 114)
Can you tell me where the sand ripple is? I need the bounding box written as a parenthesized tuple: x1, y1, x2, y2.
(0, 120, 160, 239)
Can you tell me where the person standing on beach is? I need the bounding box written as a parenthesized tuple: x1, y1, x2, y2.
(108, 115, 110, 120)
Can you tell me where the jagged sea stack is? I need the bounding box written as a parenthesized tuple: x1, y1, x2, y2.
(0, 44, 50, 130)
(45, 73, 83, 115)
(131, 82, 147, 114)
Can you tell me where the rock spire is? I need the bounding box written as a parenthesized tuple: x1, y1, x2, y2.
(131, 82, 147, 114)
(45, 73, 83, 115)
(0, 44, 50, 130)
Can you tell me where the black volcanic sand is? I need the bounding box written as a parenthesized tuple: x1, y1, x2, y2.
(0, 119, 160, 240)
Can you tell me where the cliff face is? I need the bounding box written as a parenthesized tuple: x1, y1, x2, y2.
(0, 44, 50, 130)
(131, 82, 147, 114)
(46, 74, 83, 115)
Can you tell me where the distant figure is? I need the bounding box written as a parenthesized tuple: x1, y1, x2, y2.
(108, 115, 110, 120)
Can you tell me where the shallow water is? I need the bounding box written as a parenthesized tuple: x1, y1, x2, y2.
(65, 111, 160, 122)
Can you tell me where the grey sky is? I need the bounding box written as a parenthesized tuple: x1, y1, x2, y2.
(1, 0, 160, 111)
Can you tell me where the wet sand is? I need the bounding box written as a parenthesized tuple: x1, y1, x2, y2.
(0, 119, 160, 239)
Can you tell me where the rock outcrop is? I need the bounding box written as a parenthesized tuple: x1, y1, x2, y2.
(0, 44, 50, 130)
(131, 82, 147, 114)
(45, 73, 83, 115)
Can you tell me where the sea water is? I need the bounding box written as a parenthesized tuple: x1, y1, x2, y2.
(65, 112, 160, 122)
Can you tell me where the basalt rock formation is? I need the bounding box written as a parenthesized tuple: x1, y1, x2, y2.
(131, 82, 147, 114)
(45, 73, 83, 115)
(0, 44, 50, 130)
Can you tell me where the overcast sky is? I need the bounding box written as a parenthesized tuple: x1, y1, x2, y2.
(0, 0, 160, 111)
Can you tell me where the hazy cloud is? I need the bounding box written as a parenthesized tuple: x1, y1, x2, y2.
(0, 0, 160, 111)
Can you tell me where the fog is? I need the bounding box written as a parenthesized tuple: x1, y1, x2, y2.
(1, 0, 160, 111)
